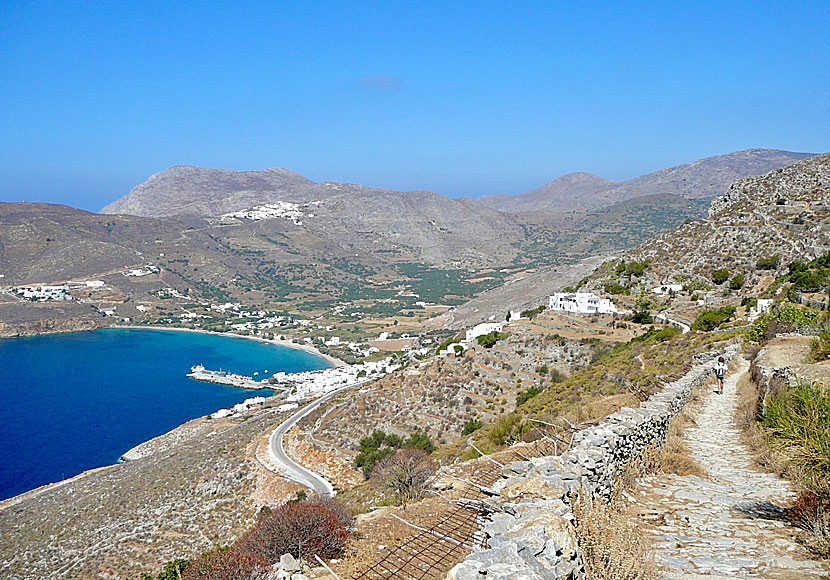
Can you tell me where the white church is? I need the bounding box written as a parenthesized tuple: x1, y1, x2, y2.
(548, 292, 619, 315)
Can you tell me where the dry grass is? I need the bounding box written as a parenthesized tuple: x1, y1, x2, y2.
(660, 386, 707, 478)
(738, 363, 796, 478)
(573, 491, 658, 580)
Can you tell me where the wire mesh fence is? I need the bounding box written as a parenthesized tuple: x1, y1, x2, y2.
(359, 436, 562, 580)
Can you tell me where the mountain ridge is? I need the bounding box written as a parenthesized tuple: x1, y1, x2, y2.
(479, 148, 815, 213)
(588, 152, 830, 291)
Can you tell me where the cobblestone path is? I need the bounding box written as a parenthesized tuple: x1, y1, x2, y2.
(628, 358, 828, 579)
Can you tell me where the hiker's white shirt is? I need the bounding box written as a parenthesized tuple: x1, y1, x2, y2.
(715, 362, 727, 378)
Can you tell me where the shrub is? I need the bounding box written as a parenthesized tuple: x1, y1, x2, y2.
(404, 429, 436, 453)
(536, 364, 549, 375)
(762, 380, 830, 478)
(520, 304, 546, 318)
(139, 559, 190, 580)
(549, 368, 566, 383)
(711, 268, 730, 285)
(789, 261, 809, 275)
(354, 431, 401, 478)
(756, 255, 780, 270)
(746, 301, 822, 343)
(489, 413, 521, 446)
(181, 551, 266, 580)
(729, 273, 745, 290)
(516, 385, 543, 406)
(691, 306, 736, 331)
(683, 279, 712, 292)
(604, 282, 629, 295)
(436, 337, 460, 353)
(810, 326, 830, 362)
(372, 448, 437, 508)
(741, 296, 758, 309)
(625, 260, 649, 277)
(477, 330, 509, 348)
(631, 310, 653, 324)
(234, 499, 353, 562)
(354, 430, 433, 477)
(785, 491, 830, 558)
(461, 418, 483, 435)
(791, 271, 828, 292)
(812, 252, 830, 268)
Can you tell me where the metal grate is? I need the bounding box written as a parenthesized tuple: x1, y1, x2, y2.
(359, 437, 561, 579)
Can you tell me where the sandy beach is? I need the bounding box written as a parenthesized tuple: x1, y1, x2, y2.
(117, 324, 347, 368)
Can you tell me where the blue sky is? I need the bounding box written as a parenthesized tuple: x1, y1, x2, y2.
(1, 1, 828, 211)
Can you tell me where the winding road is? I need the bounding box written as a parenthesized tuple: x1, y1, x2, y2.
(268, 380, 368, 497)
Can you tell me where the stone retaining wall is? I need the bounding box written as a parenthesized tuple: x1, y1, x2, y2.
(447, 344, 741, 580)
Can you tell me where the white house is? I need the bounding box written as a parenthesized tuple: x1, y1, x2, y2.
(652, 284, 683, 296)
(548, 292, 618, 315)
(751, 298, 775, 318)
(465, 322, 505, 342)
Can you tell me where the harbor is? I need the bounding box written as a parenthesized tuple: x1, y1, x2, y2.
(187, 365, 273, 390)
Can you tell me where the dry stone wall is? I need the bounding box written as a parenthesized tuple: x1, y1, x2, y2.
(447, 344, 741, 580)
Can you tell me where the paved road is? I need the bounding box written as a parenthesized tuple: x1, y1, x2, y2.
(268, 380, 368, 497)
(655, 313, 691, 333)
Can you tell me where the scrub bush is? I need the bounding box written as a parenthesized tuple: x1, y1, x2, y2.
(181, 550, 266, 580)
(233, 499, 353, 562)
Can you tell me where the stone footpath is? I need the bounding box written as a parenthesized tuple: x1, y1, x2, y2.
(447, 346, 741, 579)
(628, 358, 829, 579)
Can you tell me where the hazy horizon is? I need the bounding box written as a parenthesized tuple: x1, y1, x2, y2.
(1, 2, 828, 211)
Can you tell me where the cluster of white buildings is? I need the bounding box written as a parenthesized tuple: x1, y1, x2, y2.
(124, 264, 159, 277)
(272, 358, 400, 402)
(548, 292, 619, 315)
(218, 201, 311, 225)
(16, 285, 71, 301)
(211, 396, 271, 419)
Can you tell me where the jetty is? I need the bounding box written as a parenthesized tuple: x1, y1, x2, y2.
(186, 365, 272, 390)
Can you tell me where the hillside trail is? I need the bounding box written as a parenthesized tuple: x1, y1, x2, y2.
(626, 357, 829, 579)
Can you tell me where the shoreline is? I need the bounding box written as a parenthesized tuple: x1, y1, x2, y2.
(0, 324, 349, 507)
(114, 324, 347, 368)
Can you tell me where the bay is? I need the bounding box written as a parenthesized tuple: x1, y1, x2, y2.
(0, 327, 330, 501)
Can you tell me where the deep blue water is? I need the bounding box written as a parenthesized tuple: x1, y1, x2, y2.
(0, 327, 330, 501)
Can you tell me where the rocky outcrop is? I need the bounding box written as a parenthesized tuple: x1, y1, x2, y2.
(709, 153, 830, 216)
(448, 345, 740, 580)
(593, 153, 830, 291)
(0, 316, 101, 337)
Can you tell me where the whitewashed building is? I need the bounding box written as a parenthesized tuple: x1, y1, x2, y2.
(652, 284, 683, 295)
(751, 298, 775, 318)
(548, 292, 618, 315)
(465, 322, 505, 342)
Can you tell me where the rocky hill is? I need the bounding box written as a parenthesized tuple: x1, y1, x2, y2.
(596, 153, 830, 287)
(480, 149, 814, 213)
(100, 166, 316, 217)
(478, 171, 611, 212)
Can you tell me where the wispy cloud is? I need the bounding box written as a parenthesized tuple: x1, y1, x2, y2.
(356, 74, 403, 90)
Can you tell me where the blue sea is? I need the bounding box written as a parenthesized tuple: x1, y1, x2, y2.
(0, 327, 330, 501)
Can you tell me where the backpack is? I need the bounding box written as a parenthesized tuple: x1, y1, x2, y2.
(715, 364, 725, 379)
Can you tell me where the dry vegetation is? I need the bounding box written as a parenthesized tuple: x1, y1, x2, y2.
(573, 454, 661, 580)
(659, 378, 709, 478)
(742, 355, 830, 559)
(469, 329, 739, 455)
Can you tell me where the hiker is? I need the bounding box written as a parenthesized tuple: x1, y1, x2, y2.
(714, 356, 727, 394)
